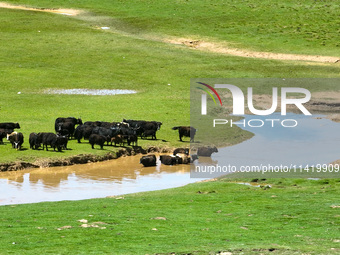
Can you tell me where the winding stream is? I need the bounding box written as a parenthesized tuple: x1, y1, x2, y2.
(192, 113, 340, 178)
(2, 113, 340, 205)
(0, 155, 201, 206)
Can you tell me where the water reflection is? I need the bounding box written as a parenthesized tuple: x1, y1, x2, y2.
(192, 113, 340, 178)
(0, 155, 198, 205)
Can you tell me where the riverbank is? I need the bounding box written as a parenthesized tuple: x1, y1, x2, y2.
(0, 177, 339, 254)
(0, 146, 174, 172)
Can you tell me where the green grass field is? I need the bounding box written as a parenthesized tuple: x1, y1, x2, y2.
(1, 0, 339, 164)
(1, 1, 340, 253)
(5, 0, 340, 56)
(0, 178, 339, 254)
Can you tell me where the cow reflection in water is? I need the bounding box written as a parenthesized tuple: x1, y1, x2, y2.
(29, 170, 69, 188)
(0, 155, 190, 189)
(195, 157, 218, 166)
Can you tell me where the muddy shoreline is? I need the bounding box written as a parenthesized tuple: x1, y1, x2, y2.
(0, 146, 174, 172)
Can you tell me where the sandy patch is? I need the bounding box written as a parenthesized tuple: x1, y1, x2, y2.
(166, 38, 340, 64)
(0, 2, 82, 16)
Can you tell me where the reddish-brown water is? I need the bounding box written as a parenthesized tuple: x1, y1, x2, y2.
(0, 155, 200, 205)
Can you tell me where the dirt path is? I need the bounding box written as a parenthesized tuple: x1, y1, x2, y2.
(1, 2, 339, 64)
(0, 2, 82, 16)
(167, 38, 340, 64)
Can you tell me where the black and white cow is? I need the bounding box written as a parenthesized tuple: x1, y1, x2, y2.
(7, 132, 24, 150)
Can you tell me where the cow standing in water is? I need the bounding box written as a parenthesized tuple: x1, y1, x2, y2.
(197, 146, 218, 157)
(172, 126, 197, 142)
(140, 154, 157, 167)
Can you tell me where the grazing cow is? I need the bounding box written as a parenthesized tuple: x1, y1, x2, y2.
(143, 121, 162, 131)
(111, 134, 124, 147)
(123, 119, 161, 137)
(55, 117, 82, 127)
(142, 129, 156, 140)
(172, 126, 197, 142)
(0, 128, 14, 144)
(0, 122, 20, 129)
(55, 117, 82, 138)
(89, 134, 106, 149)
(29, 132, 42, 150)
(7, 132, 24, 150)
(140, 154, 157, 167)
(197, 146, 218, 157)
(57, 135, 69, 150)
(120, 126, 138, 136)
(159, 155, 177, 165)
(38, 132, 62, 152)
(56, 122, 75, 138)
(92, 126, 120, 145)
(100, 121, 122, 129)
(84, 121, 102, 127)
(173, 148, 190, 155)
(123, 120, 144, 137)
(74, 125, 94, 143)
(127, 135, 138, 146)
(56, 128, 70, 137)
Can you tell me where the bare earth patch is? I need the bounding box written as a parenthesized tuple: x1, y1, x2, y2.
(0, 2, 82, 16)
(166, 38, 340, 64)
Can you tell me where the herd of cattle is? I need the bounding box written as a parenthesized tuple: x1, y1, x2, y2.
(0, 118, 218, 167)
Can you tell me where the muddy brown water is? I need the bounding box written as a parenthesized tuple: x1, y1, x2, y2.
(0, 155, 204, 205)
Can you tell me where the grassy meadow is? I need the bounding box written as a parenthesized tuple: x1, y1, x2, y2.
(0, 177, 339, 254)
(1, 0, 340, 164)
(0, 0, 340, 254)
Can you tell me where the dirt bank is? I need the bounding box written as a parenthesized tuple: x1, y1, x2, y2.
(0, 146, 174, 172)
